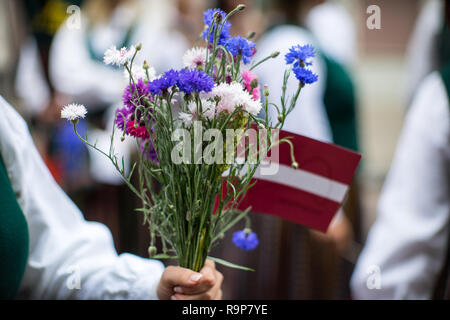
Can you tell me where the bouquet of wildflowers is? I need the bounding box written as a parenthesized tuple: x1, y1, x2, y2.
(62, 5, 318, 272)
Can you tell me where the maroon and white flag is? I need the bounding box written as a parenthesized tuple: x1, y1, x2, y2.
(239, 130, 361, 232)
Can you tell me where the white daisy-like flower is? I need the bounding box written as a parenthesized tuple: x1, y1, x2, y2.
(202, 100, 217, 120)
(179, 112, 194, 128)
(183, 47, 207, 70)
(185, 99, 217, 121)
(61, 103, 87, 121)
(103, 45, 135, 66)
(187, 101, 198, 115)
(124, 64, 157, 81)
(202, 82, 262, 116)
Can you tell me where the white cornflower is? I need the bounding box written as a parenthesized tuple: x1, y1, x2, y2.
(187, 101, 198, 115)
(61, 103, 87, 121)
(124, 64, 157, 81)
(183, 47, 207, 70)
(103, 45, 135, 66)
(202, 82, 262, 116)
(186, 99, 217, 121)
(201, 100, 217, 120)
(179, 112, 194, 128)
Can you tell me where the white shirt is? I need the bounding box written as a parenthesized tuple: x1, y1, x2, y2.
(49, 2, 189, 108)
(351, 71, 450, 299)
(255, 25, 332, 142)
(48, 3, 189, 185)
(305, 1, 357, 67)
(0, 95, 164, 299)
(404, 0, 443, 105)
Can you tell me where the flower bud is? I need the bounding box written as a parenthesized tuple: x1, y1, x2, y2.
(143, 60, 149, 70)
(271, 51, 280, 58)
(292, 161, 299, 169)
(278, 114, 284, 123)
(213, 11, 222, 23)
(148, 246, 157, 257)
(263, 84, 269, 97)
(250, 79, 259, 89)
(247, 31, 256, 40)
(236, 4, 246, 11)
(136, 43, 142, 51)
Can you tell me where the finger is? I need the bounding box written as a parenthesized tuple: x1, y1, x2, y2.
(214, 289, 223, 300)
(204, 259, 215, 269)
(162, 266, 204, 289)
(173, 264, 217, 295)
(173, 270, 223, 300)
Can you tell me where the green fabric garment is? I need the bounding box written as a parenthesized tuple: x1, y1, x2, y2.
(432, 62, 450, 299)
(0, 155, 29, 299)
(322, 55, 359, 152)
(439, 62, 450, 103)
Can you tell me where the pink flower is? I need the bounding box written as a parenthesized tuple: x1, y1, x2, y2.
(126, 121, 150, 139)
(241, 70, 260, 101)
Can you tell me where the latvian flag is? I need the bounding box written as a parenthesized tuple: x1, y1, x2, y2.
(239, 130, 361, 233)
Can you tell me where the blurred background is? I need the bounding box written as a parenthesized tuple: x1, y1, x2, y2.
(0, 0, 445, 299)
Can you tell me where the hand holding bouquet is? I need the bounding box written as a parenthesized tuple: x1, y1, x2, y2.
(62, 5, 318, 272)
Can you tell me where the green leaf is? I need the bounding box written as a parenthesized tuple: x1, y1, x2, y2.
(151, 254, 178, 260)
(207, 256, 254, 272)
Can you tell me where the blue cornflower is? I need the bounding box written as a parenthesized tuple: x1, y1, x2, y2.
(232, 229, 259, 251)
(225, 36, 256, 64)
(177, 69, 215, 94)
(285, 44, 315, 67)
(147, 69, 215, 95)
(147, 69, 179, 95)
(293, 67, 319, 85)
(202, 8, 231, 46)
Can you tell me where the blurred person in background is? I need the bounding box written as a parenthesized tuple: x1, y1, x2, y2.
(175, 0, 206, 44)
(0, 94, 223, 300)
(208, 0, 359, 299)
(14, 0, 84, 188)
(351, 0, 450, 299)
(45, 0, 190, 254)
(256, 0, 359, 254)
(49, 0, 188, 186)
(405, 0, 445, 106)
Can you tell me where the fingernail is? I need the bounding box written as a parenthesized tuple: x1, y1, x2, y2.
(189, 273, 203, 282)
(170, 295, 177, 300)
(174, 286, 183, 293)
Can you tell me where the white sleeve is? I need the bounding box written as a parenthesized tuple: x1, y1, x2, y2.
(255, 26, 332, 142)
(305, 2, 357, 67)
(0, 96, 164, 300)
(49, 16, 125, 108)
(404, 0, 442, 105)
(350, 72, 450, 299)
